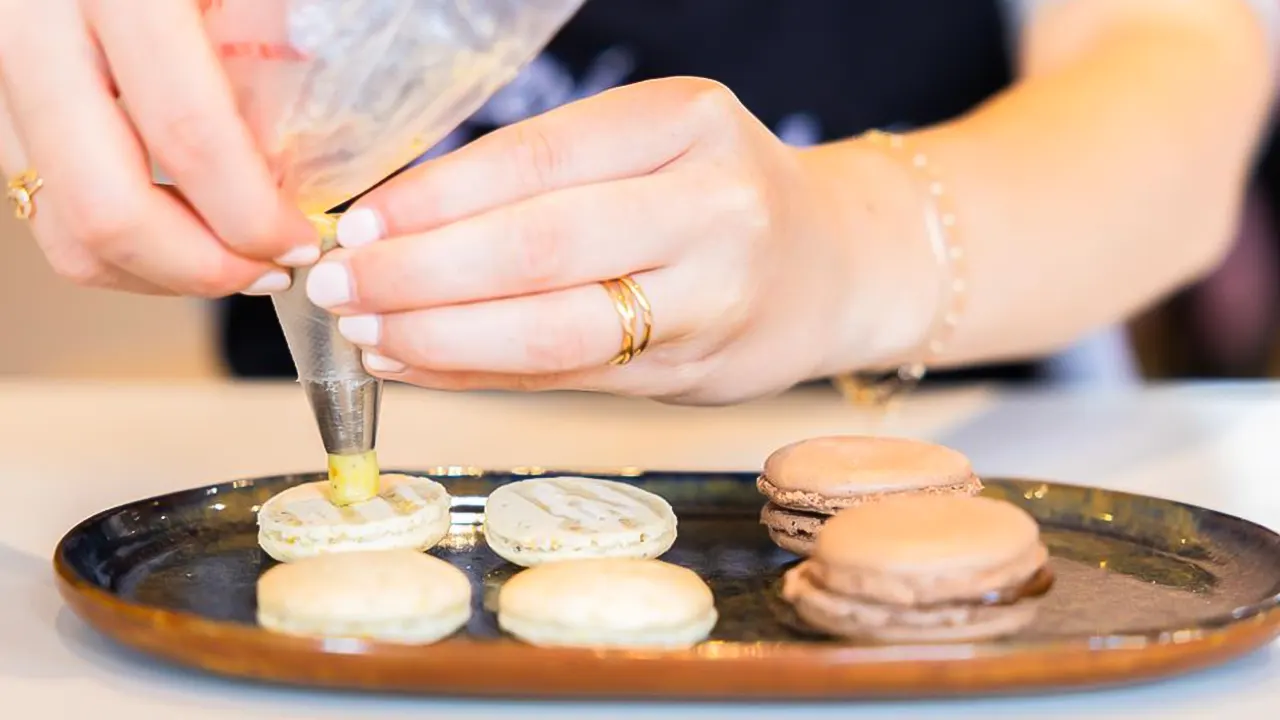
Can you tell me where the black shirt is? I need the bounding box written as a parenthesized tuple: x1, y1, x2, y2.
(219, 0, 1039, 382)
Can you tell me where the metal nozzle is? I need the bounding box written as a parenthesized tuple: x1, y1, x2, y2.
(271, 214, 382, 456)
(301, 376, 381, 455)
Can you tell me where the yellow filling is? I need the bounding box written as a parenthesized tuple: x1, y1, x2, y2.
(308, 212, 339, 240)
(311, 214, 379, 508)
(328, 450, 380, 506)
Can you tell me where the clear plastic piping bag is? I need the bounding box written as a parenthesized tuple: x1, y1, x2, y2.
(193, 0, 585, 453)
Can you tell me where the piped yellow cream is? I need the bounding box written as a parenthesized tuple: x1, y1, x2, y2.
(327, 450, 380, 506)
(309, 212, 379, 507)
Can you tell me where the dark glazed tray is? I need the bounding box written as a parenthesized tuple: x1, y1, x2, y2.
(53, 470, 1280, 699)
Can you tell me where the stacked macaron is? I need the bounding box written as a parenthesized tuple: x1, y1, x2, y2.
(482, 476, 718, 648)
(781, 494, 1052, 642)
(253, 473, 469, 645)
(758, 436, 982, 555)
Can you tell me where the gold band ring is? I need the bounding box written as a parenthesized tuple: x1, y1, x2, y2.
(6, 169, 43, 220)
(617, 275, 653, 357)
(600, 275, 654, 366)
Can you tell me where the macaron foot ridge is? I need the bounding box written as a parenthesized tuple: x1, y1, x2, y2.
(756, 474, 984, 515)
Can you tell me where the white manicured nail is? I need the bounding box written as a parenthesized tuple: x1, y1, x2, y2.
(363, 351, 406, 373)
(337, 208, 384, 248)
(240, 269, 292, 295)
(274, 244, 321, 267)
(338, 314, 381, 346)
(305, 262, 352, 307)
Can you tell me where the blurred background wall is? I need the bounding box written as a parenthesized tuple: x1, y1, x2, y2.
(0, 212, 222, 379)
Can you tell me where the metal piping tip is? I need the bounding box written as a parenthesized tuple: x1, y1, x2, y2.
(271, 214, 382, 457)
(301, 376, 381, 455)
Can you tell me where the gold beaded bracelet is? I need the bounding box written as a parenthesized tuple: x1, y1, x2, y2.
(831, 129, 968, 407)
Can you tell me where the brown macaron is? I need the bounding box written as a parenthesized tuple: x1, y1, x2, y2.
(781, 495, 1052, 643)
(759, 502, 826, 556)
(758, 435, 981, 516)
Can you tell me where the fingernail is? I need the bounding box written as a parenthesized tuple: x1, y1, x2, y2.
(240, 269, 292, 295)
(306, 262, 352, 308)
(337, 208, 384, 248)
(338, 314, 381, 346)
(363, 351, 406, 373)
(274, 244, 321, 267)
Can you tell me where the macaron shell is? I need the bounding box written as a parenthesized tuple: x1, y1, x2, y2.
(256, 550, 473, 643)
(782, 562, 1038, 642)
(762, 435, 976, 498)
(854, 604, 1039, 644)
(757, 474, 982, 515)
(768, 529, 812, 557)
(498, 607, 718, 649)
(482, 476, 677, 567)
(814, 495, 1044, 577)
(810, 540, 1049, 606)
(258, 602, 471, 645)
(485, 522, 677, 567)
(256, 474, 453, 561)
(760, 503, 827, 556)
(258, 510, 451, 563)
(496, 558, 716, 648)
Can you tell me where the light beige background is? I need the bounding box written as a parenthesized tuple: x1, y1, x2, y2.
(0, 213, 222, 378)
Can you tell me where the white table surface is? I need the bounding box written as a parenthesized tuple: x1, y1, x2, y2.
(3, 378, 1280, 719)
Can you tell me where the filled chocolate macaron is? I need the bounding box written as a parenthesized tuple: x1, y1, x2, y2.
(757, 435, 982, 555)
(758, 435, 982, 516)
(781, 495, 1052, 643)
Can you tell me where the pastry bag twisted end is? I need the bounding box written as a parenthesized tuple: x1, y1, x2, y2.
(272, 214, 380, 505)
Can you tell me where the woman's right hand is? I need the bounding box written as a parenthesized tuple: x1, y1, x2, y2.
(0, 0, 317, 296)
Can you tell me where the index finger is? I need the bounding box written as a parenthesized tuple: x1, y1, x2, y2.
(0, 0, 280, 297)
(84, 0, 318, 265)
(343, 77, 734, 245)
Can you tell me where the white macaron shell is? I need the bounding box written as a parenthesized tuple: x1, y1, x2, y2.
(497, 558, 716, 648)
(482, 476, 677, 566)
(257, 474, 452, 561)
(256, 549, 472, 643)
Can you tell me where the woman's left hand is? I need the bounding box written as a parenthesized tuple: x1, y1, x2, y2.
(304, 77, 903, 405)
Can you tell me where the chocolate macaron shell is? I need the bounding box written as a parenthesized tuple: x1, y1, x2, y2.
(758, 436, 981, 514)
(760, 503, 827, 556)
(782, 563, 1040, 642)
(862, 602, 1041, 644)
(767, 527, 815, 557)
(811, 495, 1048, 606)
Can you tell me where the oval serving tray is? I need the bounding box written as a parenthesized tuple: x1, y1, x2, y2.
(53, 470, 1280, 699)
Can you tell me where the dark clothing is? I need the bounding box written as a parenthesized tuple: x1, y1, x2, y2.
(219, 0, 1041, 382)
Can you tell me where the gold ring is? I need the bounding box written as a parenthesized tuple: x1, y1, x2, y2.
(617, 275, 653, 356)
(6, 169, 43, 220)
(600, 275, 654, 365)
